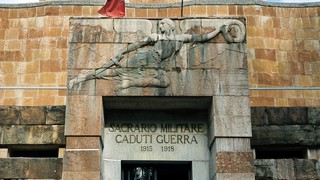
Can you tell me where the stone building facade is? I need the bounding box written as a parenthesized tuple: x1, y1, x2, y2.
(0, 0, 319, 179)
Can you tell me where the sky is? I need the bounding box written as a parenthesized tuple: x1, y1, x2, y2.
(0, 0, 39, 3)
(0, 0, 319, 3)
(266, 0, 320, 2)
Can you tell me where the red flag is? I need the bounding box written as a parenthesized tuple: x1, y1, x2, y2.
(98, 0, 125, 17)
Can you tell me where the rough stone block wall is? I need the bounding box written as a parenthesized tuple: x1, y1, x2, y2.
(251, 107, 320, 147)
(0, 1, 319, 106)
(251, 107, 320, 179)
(1, 106, 319, 179)
(0, 106, 65, 179)
(255, 159, 320, 179)
(0, 106, 65, 145)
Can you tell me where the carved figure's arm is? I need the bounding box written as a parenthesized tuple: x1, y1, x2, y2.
(176, 26, 221, 43)
(175, 20, 246, 43)
(113, 33, 158, 63)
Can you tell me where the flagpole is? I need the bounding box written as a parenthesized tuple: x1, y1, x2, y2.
(181, 0, 184, 17)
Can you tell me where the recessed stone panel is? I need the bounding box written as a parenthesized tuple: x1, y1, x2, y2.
(103, 109, 210, 161)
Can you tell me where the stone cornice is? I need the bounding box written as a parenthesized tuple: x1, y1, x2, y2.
(0, 0, 319, 9)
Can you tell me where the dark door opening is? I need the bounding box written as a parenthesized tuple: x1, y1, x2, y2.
(122, 161, 192, 180)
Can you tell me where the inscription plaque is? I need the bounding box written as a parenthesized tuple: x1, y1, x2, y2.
(103, 110, 209, 161)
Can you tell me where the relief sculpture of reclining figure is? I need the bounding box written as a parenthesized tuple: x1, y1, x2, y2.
(68, 18, 245, 91)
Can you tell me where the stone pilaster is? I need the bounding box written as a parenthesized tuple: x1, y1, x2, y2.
(62, 96, 104, 180)
(209, 96, 254, 180)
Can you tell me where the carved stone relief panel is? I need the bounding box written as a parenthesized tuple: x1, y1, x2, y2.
(68, 18, 246, 96)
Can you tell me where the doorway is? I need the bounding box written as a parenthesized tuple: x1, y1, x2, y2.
(121, 161, 192, 180)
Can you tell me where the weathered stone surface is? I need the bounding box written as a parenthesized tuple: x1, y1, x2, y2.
(308, 149, 320, 159)
(66, 18, 249, 180)
(0, 148, 8, 158)
(0, 106, 20, 125)
(294, 159, 320, 180)
(213, 138, 252, 152)
(254, 159, 295, 180)
(0, 158, 63, 179)
(114, 19, 152, 43)
(69, 19, 114, 43)
(94, 69, 221, 96)
(251, 107, 317, 125)
(185, 43, 246, 70)
(67, 69, 97, 96)
(69, 19, 153, 44)
(213, 96, 251, 117)
(252, 125, 317, 146)
(0, 106, 66, 125)
(68, 43, 125, 70)
(211, 96, 251, 137)
(215, 152, 254, 173)
(219, 70, 249, 96)
(66, 136, 101, 149)
(167, 69, 220, 96)
(104, 109, 209, 161)
(255, 159, 320, 180)
(180, 19, 245, 44)
(103, 160, 121, 180)
(266, 107, 308, 125)
(62, 171, 101, 180)
(63, 150, 101, 172)
(0, 125, 65, 145)
(20, 107, 46, 125)
(214, 173, 255, 180)
(251, 107, 266, 125)
(68, 18, 248, 97)
(46, 106, 65, 124)
(309, 107, 320, 125)
(193, 161, 210, 180)
(65, 96, 103, 136)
